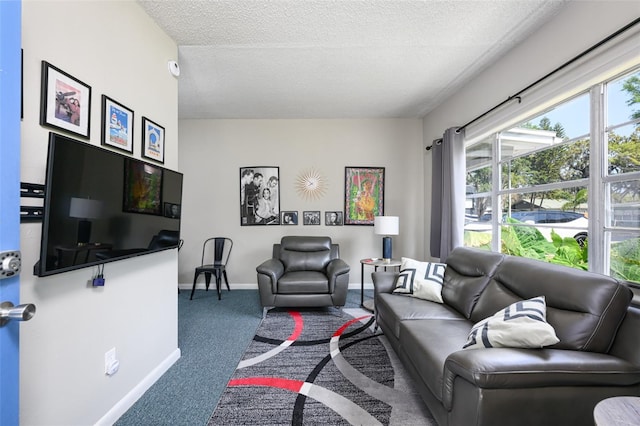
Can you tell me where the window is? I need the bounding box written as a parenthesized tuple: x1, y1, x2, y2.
(464, 67, 640, 284)
(604, 69, 640, 283)
(465, 138, 494, 248)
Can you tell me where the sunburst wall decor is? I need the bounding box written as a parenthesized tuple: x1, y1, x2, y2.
(296, 168, 327, 200)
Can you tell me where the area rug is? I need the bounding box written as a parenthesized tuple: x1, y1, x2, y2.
(208, 308, 435, 425)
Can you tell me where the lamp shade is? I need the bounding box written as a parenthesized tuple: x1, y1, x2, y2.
(374, 216, 399, 236)
(69, 198, 102, 219)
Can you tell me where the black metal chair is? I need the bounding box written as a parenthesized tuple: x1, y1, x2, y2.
(191, 237, 233, 300)
(147, 230, 181, 250)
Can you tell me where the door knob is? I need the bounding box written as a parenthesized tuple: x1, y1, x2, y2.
(0, 301, 36, 327)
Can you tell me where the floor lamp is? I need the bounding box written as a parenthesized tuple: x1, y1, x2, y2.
(374, 216, 399, 262)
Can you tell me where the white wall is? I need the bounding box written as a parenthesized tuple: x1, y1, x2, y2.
(20, 2, 179, 425)
(178, 119, 424, 287)
(422, 1, 640, 257)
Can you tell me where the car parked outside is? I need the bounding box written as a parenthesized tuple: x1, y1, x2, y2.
(508, 210, 588, 245)
(464, 210, 588, 246)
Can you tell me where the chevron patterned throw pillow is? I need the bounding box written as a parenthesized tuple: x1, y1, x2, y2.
(392, 257, 446, 303)
(463, 296, 559, 350)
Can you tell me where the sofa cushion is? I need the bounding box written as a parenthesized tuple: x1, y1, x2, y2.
(463, 296, 559, 349)
(376, 293, 466, 339)
(278, 271, 328, 294)
(441, 247, 505, 319)
(400, 319, 472, 402)
(470, 254, 633, 353)
(392, 257, 446, 303)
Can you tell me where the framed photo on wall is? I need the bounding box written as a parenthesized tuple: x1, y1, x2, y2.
(141, 117, 165, 163)
(303, 211, 321, 225)
(344, 166, 384, 225)
(101, 95, 134, 153)
(240, 166, 280, 225)
(281, 211, 298, 225)
(325, 211, 343, 226)
(40, 61, 91, 138)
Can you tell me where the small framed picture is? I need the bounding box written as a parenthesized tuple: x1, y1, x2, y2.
(303, 211, 321, 225)
(164, 202, 181, 219)
(101, 95, 134, 153)
(325, 211, 343, 226)
(40, 61, 91, 138)
(142, 116, 165, 163)
(281, 211, 298, 225)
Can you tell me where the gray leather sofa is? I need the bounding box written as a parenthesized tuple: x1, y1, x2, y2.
(257, 236, 350, 317)
(373, 246, 640, 426)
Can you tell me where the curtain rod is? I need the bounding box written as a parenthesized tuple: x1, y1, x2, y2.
(425, 138, 442, 151)
(455, 16, 640, 134)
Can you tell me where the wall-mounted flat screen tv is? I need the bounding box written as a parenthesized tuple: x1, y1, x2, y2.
(35, 132, 183, 277)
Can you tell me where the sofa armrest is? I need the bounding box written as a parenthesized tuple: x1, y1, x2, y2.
(327, 258, 350, 278)
(326, 259, 350, 293)
(256, 259, 285, 286)
(442, 348, 640, 410)
(372, 271, 398, 296)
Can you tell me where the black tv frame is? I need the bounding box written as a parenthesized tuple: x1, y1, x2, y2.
(35, 132, 183, 277)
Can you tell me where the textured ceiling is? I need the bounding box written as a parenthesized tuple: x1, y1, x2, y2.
(137, 0, 569, 119)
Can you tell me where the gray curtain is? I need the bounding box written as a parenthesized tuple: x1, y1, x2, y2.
(430, 127, 465, 261)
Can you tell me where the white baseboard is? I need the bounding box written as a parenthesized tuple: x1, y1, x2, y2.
(95, 348, 181, 426)
(179, 283, 374, 290)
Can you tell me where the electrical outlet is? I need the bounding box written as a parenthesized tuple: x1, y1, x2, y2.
(105, 347, 118, 376)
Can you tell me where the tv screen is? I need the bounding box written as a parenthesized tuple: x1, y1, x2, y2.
(36, 132, 183, 277)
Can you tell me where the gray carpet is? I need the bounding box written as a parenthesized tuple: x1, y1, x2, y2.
(115, 289, 372, 426)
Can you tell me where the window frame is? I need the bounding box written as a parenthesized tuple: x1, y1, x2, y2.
(464, 66, 640, 280)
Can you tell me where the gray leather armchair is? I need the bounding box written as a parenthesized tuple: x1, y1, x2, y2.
(256, 236, 350, 317)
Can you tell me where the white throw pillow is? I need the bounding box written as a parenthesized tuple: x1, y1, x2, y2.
(463, 296, 560, 350)
(392, 257, 446, 303)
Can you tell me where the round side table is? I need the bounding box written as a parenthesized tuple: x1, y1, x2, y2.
(360, 258, 402, 312)
(594, 396, 640, 425)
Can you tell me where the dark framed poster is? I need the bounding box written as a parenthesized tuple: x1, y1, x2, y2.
(101, 95, 134, 153)
(344, 166, 384, 225)
(40, 61, 91, 138)
(141, 116, 165, 163)
(240, 166, 280, 225)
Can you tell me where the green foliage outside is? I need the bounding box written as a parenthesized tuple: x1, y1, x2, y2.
(465, 221, 640, 283)
(610, 238, 640, 283)
(623, 75, 640, 120)
(465, 218, 588, 270)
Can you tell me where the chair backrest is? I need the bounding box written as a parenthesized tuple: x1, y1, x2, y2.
(148, 230, 181, 250)
(276, 236, 337, 272)
(201, 237, 233, 266)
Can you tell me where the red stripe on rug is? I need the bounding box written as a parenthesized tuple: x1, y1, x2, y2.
(287, 311, 304, 341)
(333, 315, 372, 337)
(229, 377, 304, 393)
